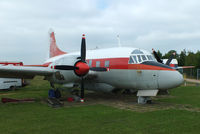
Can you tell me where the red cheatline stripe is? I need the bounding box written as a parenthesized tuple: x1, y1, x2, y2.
(87, 58, 175, 71)
(0, 62, 23, 66)
(23, 62, 52, 67)
(22, 57, 175, 71)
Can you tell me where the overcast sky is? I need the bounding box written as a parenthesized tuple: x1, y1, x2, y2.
(0, 0, 200, 64)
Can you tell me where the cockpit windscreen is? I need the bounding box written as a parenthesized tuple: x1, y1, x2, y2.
(129, 49, 155, 64)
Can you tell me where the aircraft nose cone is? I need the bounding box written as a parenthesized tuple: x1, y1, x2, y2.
(158, 71, 184, 90)
(172, 71, 184, 87)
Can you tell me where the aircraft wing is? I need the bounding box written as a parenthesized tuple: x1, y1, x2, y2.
(177, 66, 195, 69)
(0, 66, 54, 79)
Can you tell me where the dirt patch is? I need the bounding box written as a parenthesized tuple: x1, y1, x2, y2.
(62, 92, 200, 113)
(0, 93, 16, 96)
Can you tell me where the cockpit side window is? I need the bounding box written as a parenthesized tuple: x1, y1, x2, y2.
(147, 55, 153, 61)
(128, 56, 134, 64)
(133, 56, 138, 63)
(137, 55, 142, 62)
(141, 55, 147, 61)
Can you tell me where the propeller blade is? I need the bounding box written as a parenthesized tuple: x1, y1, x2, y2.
(90, 67, 107, 72)
(54, 65, 78, 70)
(80, 77, 84, 102)
(152, 48, 163, 63)
(81, 34, 86, 62)
(166, 52, 176, 65)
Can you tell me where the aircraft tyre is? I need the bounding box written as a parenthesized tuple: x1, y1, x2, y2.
(55, 89, 61, 99)
(71, 89, 80, 96)
(137, 96, 152, 104)
(10, 86, 16, 91)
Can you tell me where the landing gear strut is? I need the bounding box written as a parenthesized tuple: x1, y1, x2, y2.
(50, 82, 55, 88)
(137, 96, 152, 104)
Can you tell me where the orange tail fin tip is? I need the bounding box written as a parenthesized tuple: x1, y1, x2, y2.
(49, 29, 67, 58)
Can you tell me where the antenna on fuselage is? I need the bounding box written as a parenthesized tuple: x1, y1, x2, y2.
(117, 35, 121, 47)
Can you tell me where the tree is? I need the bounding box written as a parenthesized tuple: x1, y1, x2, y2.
(157, 50, 163, 59)
(162, 50, 178, 59)
(196, 51, 200, 68)
(185, 51, 197, 66)
(178, 49, 186, 66)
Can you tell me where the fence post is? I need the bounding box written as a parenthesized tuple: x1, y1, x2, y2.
(197, 69, 200, 80)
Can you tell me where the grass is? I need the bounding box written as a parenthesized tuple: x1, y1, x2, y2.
(158, 86, 200, 107)
(0, 104, 200, 134)
(0, 77, 51, 99)
(0, 77, 200, 134)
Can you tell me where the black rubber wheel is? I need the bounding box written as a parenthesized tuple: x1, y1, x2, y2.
(10, 86, 16, 91)
(55, 89, 61, 98)
(147, 100, 152, 104)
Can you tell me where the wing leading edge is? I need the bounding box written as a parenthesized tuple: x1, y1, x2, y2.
(0, 66, 54, 79)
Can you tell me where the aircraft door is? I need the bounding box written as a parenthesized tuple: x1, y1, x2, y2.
(136, 69, 159, 90)
(150, 71, 159, 89)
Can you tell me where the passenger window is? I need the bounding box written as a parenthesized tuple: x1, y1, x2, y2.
(133, 56, 138, 63)
(137, 55, 142, 62)
(88, 60, 92, 67)
(105, 61, 110, 67)
(128, 56, 134, 64)
(141, 55, 147, 61)
(96, 61, 100, 67)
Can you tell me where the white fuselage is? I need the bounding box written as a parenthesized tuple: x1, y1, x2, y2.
(44, 47, 184, 92)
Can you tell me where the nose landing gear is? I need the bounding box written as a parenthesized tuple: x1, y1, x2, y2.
(137, 89, 158, 104)
(137, 96, 152, 104)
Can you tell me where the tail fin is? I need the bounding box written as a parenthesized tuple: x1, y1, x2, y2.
(49, 30, 67, 58)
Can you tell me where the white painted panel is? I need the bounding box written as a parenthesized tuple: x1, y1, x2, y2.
(137, 90, 158, 96)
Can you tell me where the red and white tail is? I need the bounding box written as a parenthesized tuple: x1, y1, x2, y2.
(49, 30, 67, 58)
